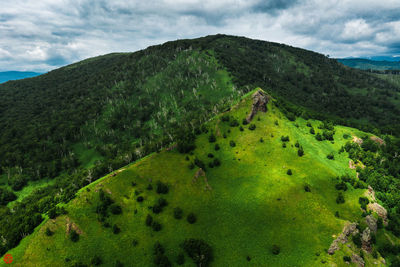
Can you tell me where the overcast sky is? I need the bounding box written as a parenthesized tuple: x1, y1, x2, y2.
(1, 0, 400, 72)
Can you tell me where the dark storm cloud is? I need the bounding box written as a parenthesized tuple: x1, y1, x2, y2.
(0, 0, 399, 72)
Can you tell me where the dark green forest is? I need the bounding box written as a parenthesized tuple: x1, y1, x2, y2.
(1, 34, 400, 255)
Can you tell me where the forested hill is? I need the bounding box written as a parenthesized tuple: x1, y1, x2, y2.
(338, 58, 400, 71)
(1, 34, 400, 255)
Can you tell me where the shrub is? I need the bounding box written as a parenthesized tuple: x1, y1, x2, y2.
(152, 221, 162, 232)
(213, 158, 221, 167)
(221, 115, 230, 122)
(282, 143, 286, 148)
(307, 122, 312, 127)
(110, 204, 122, 215)
(188, 163, 195, 169)
(336, 192, 345, 204)
(194, 158, 206, 170)
(304, 184, 311, 192)
(281, 136, 289, 142)
(187, 213, 197, 224)
(239, 126, 244, 131)
(208, 134, 216, 143)
(158, 198, 168, 208)
(287, 169, 292, 175)
(146, 214, 153, 226)
(229, 140, 236, 147)
(315, 133, 323, 141)
(327, 152, 334, 160)
(310, 127, 315, 134)
(335, 211, 340, 218)
(147, 184, 153, 190)
(132, 239, 139, 247)
(91, 255, 102, 266)
(343, 133, 351, 139)
(154, 242, 165, 255)
(153, 204, 162, 214)
(137, 196, 144, 202)
(260, 137, 264, 143)
(343, 256, 351, 262)
(275, 120, 279, 126)
(176, 253, 185, 265)
(174, 207, 183, 219)
(229, 119, 239, 127)
(323, 130, 334, 141)
(298, 146, 304, 157)
(181, 239, 213, 267)
(214, 144, 220, 151)
(70, 230, 79, 242)
(335, 181, 348, 191)
(208, 162, 214, 168)
(248, 124, 256, 130)
(272, 245, 280, 255)
(115, 260, 124, 267)
(358, 197, 369, 210)
(223, 133, 227, 138)
(377, 217, 383, 229)
(242, 118, 248, 125)
(207, 153, 214, 158)
(156, 181, 169, 194)
(295, 141, 300, 148)
(45, 227, 53, 236)
(113, 224, 121, 234)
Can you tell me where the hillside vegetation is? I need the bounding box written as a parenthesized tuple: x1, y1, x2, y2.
(5, 89, 398, 266)
(1, 35, 400, 262)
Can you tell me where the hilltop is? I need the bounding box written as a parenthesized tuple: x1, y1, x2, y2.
(4, 89, 398, 266)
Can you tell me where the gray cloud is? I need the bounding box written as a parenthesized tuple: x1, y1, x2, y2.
(0, 0, 399, 72)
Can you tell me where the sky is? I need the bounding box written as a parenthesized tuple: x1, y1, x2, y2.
(1, 0, 400, 72)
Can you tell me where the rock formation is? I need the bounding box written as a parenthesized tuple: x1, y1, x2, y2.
(328, 223, 359, 255)
(246, 90, 269, 123)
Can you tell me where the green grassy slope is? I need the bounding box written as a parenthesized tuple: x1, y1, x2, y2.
(6, 89, 387, 267)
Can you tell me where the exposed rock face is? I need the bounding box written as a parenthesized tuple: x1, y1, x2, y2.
(366, 185, 376, 202)
(370, 136, 385, 146)
(365, 215, 377, 233)
(246, 90, 269, 123)
(368, 202, 388, 225)
(362, 227, 372, 252)
(328, 223, 359, 255)
(351, 253, 365, 267)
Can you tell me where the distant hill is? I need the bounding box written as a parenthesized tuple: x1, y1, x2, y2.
(0, 71, 41, 83)
(337, 58, 400, 70)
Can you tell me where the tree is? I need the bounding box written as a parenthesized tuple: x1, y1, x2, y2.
(327, 152, 334, 160)
(214, 144, 220, 151)
(272, 245, 280, 255)
(181, 239, 213, 266)
(315, 133, 323, 141)
(248, 124, 256, 130)
(110, 204, 122, 215)
(112, 224, 121, 234)
(336, 192, 345, 204)
(91, 255, 102, 266)
(310, 127, 315, 134)
(229, 140, 236, 147)
(208, 133, 216, 143)
(174, 207, 183, 219)
(156, 181, 169, 194)
(287, 169, 292, 175)
(152, 221, 162, 231)
(146, 214, 153, 226)
(297, 146, 304, 157)
(187, 213, 197, 224)
(45, 227, 53, 236)
(176, 253, 185, 265)
(70, 230, 79, 242)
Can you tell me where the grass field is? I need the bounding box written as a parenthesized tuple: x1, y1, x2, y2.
(3, 89, 386, 266)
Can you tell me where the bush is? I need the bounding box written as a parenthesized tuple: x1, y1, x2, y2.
(147, 184, 153, 190)
(207, 153, 214, 158)
(315, 133, 323, 141)
(45, 227, 53, 236)
(152, 204, 162, 214)
(112, 224, 121, 234)
(327, 152, 334, 160)
(295, 141, 300, 148)
(187, 213, 197, 224)
(70, 230, 79, 242)
(310, 127, 315, 134)
(272, 245, 280, 255)
(208, 162, 214, 168)
(0, 187, 17, 205)
(242, 118, 248, 125)
(152, 221, 162, 232)
(335, 211, 340, 218)
(260, 137, 264, 143)
(213, 158, 221, 167)
(307, 122, 312, 127)
(353, 233, 361, 247)
(335, 181, 348, 191)
(214, 144, 220, 151)
(298, 146, 304, 157)
(229, 119, 239, 127)
(208, 133, 216, 143)
(239, 126, 244, 131)
(156, 181, 169, 194)
(229, 140, 236, 147)
(377, 217, 383, 229)
(281, 136, 289, 142)
(343, 256, 351, 262)
(287, 169, 292, 175)
(248, 124, 256, 130)
(137, 196, 144, 202)
(110, 204, 122, 215)
(181, 239, 213, 267)
(115, 260, 124, 267)
(176, 253, 185, 265)
(336, 192, 345, 204)
(158, 198, 168, 207)
(174, 207, 183, 219)
(304, 184, 311, 192)
(146, 214, 153, 226)
(154, 242, 165, 255)
(194, 158, 206, 170)
(91, 255, 102, 266)
(358, 197, 369, 210)
(132, 239, 139, 247)
(282, 143, 286, 148)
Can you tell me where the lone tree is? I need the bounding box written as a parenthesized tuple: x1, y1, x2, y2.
(181, 239, 213, 267)
(70, 230, 79, 242)
(187, 213, 197, 224)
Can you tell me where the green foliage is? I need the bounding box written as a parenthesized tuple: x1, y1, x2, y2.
(326, 152, 335, 160)
(353, 232, 362, 248)
(187, 213, 197, 224)
(304, 184, 311, 192)
(145, 214, 153, 226)
(181, 238, 213, 266)
(358, 197, 369, 210)
(297, 146, 304, 157)
(156, 181, 169, 194)
(152, 221, 162, 232)
(272, 245, 280, 255)
(229, 140, 236, 147)
(335, 181, 348, 191)
(214, 144, 220, 151)
(0, 187, 17, 205)
(343, 256, 351, 262)
(176, 253, 185, 265)
(248, 124, 256, 130)
(287, 169, 293, 175)
(45, 227, 53, 236)
(208, 133, 216, 143)
(173, 207, 183, 219)
(336, 192, 345, 204)
(91, 255, 103, 266)
(112, 224, 121, 234)
(70, 230, 79, 242)
(110, 204, 122, 215)
(315, 133, 323, 141)
(281, 136, 290, 142)
(309, 127, 315, 134)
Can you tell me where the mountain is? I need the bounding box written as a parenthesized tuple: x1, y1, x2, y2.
(0, 71, 41, 83)
(4, 89, 396, 266)
(1, 35, 400, 266)
(337, 58, 400, 71)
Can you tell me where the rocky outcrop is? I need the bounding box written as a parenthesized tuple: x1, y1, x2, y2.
(362, 227, 372, 252)
(246, 90, 269, 123)
(351, 253, 365, 267)
(366, 185, 376, 202)
(370, 136, 385, 146)
(328, 223, 359, 255)
(365, 215, 377, 233)
(368, 202, 388, 225)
